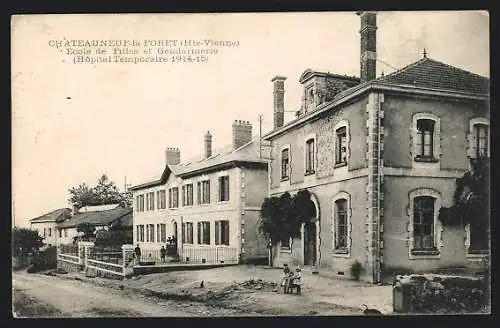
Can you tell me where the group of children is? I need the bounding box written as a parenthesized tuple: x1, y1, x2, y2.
(280, 264, 302, 295)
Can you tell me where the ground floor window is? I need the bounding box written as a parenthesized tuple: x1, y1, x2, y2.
(413, 196, 436, 250)
(146, 224, 155, 242)
(156, 224, 166, 243)
(215, 220, 229, 245)
(136, 225, 145, 242)
(183, 222, 194, 244)
(197, 221, 211, 245)
(467, 223, 489, 254)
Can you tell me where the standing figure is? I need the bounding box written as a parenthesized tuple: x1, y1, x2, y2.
(134, 244, 141, 264)
(160, 245, 167, 263)
(280, 264, 291, 293)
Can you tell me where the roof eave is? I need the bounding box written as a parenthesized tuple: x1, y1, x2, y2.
(263, 82, 489, 140)
(178, 160, 268, 179)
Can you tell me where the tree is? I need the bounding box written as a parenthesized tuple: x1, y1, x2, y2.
(13, 228, 44, 257)
(76, 222, 96, 235)
(439, 157, 489, 228)
(68, 174, 132, 209)
(259, 190, 316, 246)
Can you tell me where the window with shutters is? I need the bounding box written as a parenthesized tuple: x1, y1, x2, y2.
(169, 187, 179, 208)
(157, 190, 166, 209)
(215, 220, 230, 245)
(183, 222, 193, 244)
(182, 184, 193, 206)
(136, 195, 145, 212)
(218, 176, 229, 202)
(146, 224, 155, 242)
(197, 221, 211, 245)
(332, 191, 351, 257)
(136, 225, 145, 242)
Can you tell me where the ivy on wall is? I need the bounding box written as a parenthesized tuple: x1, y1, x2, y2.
(438, 157, 490, 231)
(259, 189, 316, 245)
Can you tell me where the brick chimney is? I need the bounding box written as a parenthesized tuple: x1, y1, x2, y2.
(232, 120, 252, 150)
(204, 131, 212, 158)
(357, 11, 377, 83)
(165, 147, 181, 165)
(271, 76, 286, 129)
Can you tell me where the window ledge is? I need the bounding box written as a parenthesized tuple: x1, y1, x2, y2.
(410, 248, 440, 258)
(466, 249, 489, 258)
(414, 157, 439, 163)
(280, 177, 290, 182)
(333, 248, 350, 257)
(304, 170, 316, 176)
(280, 248, 292, 253)
(334, 162, 347, 169)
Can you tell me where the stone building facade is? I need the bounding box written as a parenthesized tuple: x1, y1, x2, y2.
(263, 11, 490, 283)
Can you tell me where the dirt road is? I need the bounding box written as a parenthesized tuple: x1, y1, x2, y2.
(12, 271, 241, 317)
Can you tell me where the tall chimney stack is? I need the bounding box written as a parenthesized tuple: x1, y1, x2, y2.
(271, 76, 286, 129)
(165, 147, 181, 165)
(357, 11, 377, 83)
(232, 120, 252, 150)
(204, 131, 212, 158)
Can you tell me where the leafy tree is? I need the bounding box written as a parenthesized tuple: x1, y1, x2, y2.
(259, 190, 316, 246)
(439, 157, 490, 229)
(68, 174, 132, 209)
(13, 227, 44, 256)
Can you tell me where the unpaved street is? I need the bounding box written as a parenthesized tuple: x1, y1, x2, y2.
(12, 272, 241, 317)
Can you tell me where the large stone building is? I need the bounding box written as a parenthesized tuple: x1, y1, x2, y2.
(129, 120, 269, 265)
(263, 12, 490, 283)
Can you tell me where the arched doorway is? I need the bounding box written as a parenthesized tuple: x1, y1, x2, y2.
(302, 194, 320, 266)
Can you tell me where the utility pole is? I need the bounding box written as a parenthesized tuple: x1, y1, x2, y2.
(258, 114, 263, 159)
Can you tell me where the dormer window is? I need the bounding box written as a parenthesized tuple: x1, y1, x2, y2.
(307, 88, 314, 104)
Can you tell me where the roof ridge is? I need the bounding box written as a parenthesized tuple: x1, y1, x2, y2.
(378, 57, 429, 81)
(30, 208, 69, 221)
(424, 57, 489, 80)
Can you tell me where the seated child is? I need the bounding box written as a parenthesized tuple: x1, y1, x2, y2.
(288, 267, 302, 295)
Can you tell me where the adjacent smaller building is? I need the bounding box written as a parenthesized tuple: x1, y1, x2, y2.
(29, 208, 72, 246)
(57, 204, 133, 245)
(130, 120, 270, 265)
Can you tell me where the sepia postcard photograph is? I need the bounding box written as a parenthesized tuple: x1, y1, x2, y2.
(11, 10, 490, 317)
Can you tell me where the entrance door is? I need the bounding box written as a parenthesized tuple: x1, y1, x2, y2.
(303, 221, 317, 266)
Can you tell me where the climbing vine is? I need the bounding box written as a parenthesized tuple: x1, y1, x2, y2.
(259, 189, 316, 245)
(438, 157, 490, 230)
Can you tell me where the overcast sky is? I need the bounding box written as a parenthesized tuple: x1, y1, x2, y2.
(12, 11, 489, 228)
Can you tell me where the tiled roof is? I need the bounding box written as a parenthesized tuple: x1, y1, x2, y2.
(377, 57, 489, 95)
(264, 57, 489, 139)
(30, 208, 71, 223)
(58, 207, 132, 229)
(130, 136, 267, 190)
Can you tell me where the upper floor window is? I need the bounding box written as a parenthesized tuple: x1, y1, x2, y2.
(169, 187, 179, 208)
(146, 192, 155, 211)
(182, 184, 194, 206)
(468, 118, 490, 159)
(48, 228, 52, 237)
(219, 176, 229, 202)
(197, 221, 211, 245)
(305, 138, 315, 174)
(198, 180, 210, 204)
(136, 195, 144, 212)
(281, 148, 290, 180)
(412, 113, 440, 163)
(59, 229, 62, 238)
(157, 190, 166, 209)
(335, 126, 347, 166)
